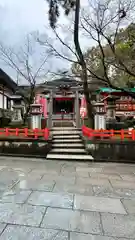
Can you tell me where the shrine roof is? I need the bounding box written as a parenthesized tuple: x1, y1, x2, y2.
(40, 77, 81, 88)
(0, 69, 17, 91)
(96, 87, 135, 93)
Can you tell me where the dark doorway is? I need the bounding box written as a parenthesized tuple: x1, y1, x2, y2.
(53, 98, 74, 114)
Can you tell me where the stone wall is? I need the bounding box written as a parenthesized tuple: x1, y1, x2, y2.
(0, 108, 13, 127)
(81, 134, 135, 163)
(0, 137, 52, 158)
(0, 108, 13, 119)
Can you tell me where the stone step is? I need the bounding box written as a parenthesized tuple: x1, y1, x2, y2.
(46, 154, 93, 160)
(52, 127, 80, 130)
(53, 135, 80, 139)
(50, 148, 86, 153)
(52, 143, 84, 148)
(53, 139, 82, 143)
(52, 131, 81, 135)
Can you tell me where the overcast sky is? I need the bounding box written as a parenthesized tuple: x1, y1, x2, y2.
(0, 0, 94, 84)
(0, 0, 132, 84)
(0, 0, 90, 83)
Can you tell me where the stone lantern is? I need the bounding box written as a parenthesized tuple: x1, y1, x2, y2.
(10, 95, 24, 124)
(93, 102, 106, 129)
(106, 95, 120, 129)
(106, 95, 119, 120)
(30, 103, 42, 129)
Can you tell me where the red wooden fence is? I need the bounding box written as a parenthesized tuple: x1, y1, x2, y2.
(0, 128, 50, 140)
(82, 125, 135, 140)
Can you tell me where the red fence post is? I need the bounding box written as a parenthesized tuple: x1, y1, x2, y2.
(110, 129, 114, 138)
(24, 128, 28, 137)
(44, 128, 49, 140)
(15, 128, 19, 137)
(5, 128, 9, 137)
(34, 128, 38, 139)
(132, 129, 135, 140)
(120, 129, 124, 140)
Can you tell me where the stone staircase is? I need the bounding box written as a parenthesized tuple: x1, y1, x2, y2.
(46, 127, 93, 161)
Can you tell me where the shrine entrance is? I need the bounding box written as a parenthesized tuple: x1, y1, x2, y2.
(53, 98, 74, 114)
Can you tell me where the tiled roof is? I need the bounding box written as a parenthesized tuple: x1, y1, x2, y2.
(0, 69, 17, 91)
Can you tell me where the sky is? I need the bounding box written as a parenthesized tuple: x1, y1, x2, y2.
(0, 0, 133, 84)
(0, 0, 93, 84)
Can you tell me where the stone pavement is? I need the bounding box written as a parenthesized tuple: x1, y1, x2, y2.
(0, 158, 134, 239)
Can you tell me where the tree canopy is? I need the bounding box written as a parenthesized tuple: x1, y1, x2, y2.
(72, 23, 135, 88)
(46, 0, 76, 28)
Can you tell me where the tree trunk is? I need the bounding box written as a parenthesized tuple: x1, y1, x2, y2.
(74, 0, 94, 128)
(23, 87, 35, 125)
(82, 65, 94, 128)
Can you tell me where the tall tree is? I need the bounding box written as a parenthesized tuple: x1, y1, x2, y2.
(46, 0, 135, 127)
(79, 0, 135, 96)
(46, 0, 94, 126)
(72, 23, 135, 89)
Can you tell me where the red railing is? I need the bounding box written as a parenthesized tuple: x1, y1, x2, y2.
(0, 128, 50, 140)
(82, 125, 135, 140)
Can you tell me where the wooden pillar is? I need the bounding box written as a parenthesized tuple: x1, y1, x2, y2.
(2, 85, 4, 109)
(48, 90, 53, 128)
(75, 90, 80, 128)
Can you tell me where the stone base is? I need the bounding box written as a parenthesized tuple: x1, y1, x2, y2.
(85, 138, 135, 163)
(9, 121, 23, 127)
(0, 137, 52, 158)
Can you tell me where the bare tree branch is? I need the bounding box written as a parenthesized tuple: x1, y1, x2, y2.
(0, 33, 50, 123)
(53, 29, 80, 61)
(37, 37, 78, 64)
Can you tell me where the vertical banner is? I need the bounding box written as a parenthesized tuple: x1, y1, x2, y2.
(80, 96, 87, 119)
(41, 97, 47, 119)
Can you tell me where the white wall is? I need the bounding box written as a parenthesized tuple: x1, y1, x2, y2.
(4, 96, 7, 109)
(0, 90, 12, 110)
(0, 93, 3, 108)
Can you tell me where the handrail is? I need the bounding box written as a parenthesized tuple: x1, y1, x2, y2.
(82, 125, 135, 140)
(0, 128, 50, 140)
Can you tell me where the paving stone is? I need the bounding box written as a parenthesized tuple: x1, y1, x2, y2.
(114, 188, 135, 199)
(122, 199, 135, 214)
(43, 175, 76, 185)
(56, 177, 76, 185)
(93, 186, 114, 197)
(0, 166, 5, 171)
(0, 169, 19, 190)
(101, 213, 135, 238)
(0, 203, 46, 227)
(41, 207, 102, 234)
(120, 174, 135, 182)
(92, 185, 135, 200)
(74, 195, 126, 214)
(0, 190, 31, 204)
(75, 171, 89, 178)
(110, 180, 135, 189)
(15, 179, 55, 191)
(28, 191, 73, 209)
(12, 167, 31, 173)
(76, 167, 103, 173)
(31, 169, 60, 176)
(0, 180, 17, 191)
(89, 173, 121, 180)
(54, 183, 93, 196)
(76, 177, 110, 187)
(25, 173, 43, 180)
(60, 166, 77, 177)
(113, 166, 135, 174)
(70, 232, 129, 240)
(0, 225, 68, 240)
(102, 166, 133, 174)
(0, 169, 19, 180)
(0, 223, 6, 234)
